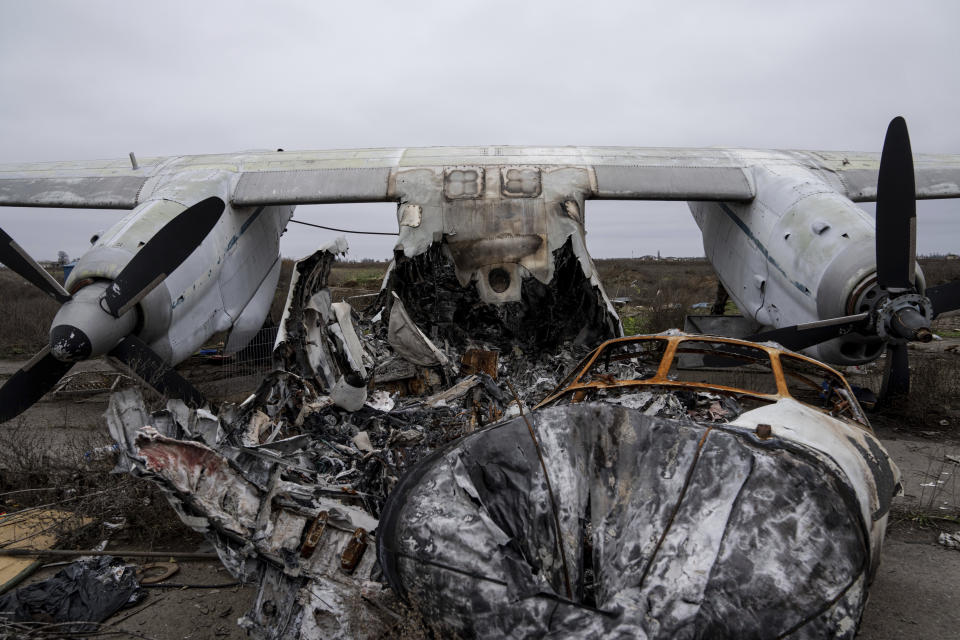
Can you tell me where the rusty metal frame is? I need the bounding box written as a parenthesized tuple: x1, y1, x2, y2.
(535, 333, 871, 428)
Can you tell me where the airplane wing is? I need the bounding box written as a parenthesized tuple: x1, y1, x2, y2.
(781, 149, 960, 202)
(0, 156, 154, 208)
(1, 146, 959, 208)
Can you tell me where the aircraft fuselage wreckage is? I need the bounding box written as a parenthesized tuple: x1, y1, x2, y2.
(0, 118, 957, 638)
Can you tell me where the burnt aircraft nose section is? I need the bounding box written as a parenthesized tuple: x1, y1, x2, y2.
(379, 404, 875, 639)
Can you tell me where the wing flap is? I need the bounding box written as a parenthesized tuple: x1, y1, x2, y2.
(232, 167, 392, 206)
(593, 165, 755, 201)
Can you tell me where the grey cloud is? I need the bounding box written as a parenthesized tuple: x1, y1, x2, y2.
(0, 0, 957, 260)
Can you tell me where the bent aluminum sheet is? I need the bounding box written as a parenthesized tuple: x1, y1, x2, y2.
(379, 403, 891, 639)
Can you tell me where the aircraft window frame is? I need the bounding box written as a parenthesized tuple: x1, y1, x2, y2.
(777, 353, 869, 426)
(667, 340, 779, 396)
(579, 339, 667, 384)
(536, 335, 872, 429)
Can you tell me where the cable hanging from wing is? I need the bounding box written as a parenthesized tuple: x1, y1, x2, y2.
(289, 219, 399, 236)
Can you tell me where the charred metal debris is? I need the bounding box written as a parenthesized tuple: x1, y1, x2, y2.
(103, 238, 899, 638)
(104, 235, 616, 638)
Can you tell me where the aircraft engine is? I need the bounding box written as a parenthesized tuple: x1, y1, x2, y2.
(697, 117, 960, 400)
(0, 197, 225, 422)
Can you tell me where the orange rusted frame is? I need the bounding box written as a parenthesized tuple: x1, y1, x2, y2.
(535, 334, 869, 428)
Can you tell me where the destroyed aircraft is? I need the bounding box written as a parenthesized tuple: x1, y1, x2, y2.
(104, 235, 900, 639)
(4, 117, 960, 419)
(0, 116, 934, 638)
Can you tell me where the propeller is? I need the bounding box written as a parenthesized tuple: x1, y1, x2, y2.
(0, 228, 72, 303)
(108, 335, 206, 407)
(748, 313, 870, 351)
(747, 117, 960, 403)
(0, 197, 223, 422)
(0, 349, 75, 423)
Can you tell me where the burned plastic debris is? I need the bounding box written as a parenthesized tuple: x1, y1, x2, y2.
(0, 556, 142, 633)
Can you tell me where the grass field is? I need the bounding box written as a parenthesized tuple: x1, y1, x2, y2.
(4, 256, 959, 357)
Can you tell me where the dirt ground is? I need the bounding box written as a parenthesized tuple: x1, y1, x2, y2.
(2, 349, 960, 638)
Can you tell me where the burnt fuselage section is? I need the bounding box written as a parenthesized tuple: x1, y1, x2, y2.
(379, 335, 899, 638)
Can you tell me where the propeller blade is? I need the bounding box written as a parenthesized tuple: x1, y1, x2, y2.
(875, 116, 917, 291)
(745, 313, 870, 351)
(879, 342, 910, 401)
(0, 228, 72, 303)
(0, 348, 74, 423)
(108, 335, 205, 407)
(926, 280, 960, 318)
(103, 197, 225, 317)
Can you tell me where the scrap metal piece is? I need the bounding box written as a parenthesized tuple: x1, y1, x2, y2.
(340, 528, 367, 574)
(300, 511, 329, 559)
(134, 428, 261, 536)
(387, 292, 449, 367)
(273, 238, 348, 388)
(423, 375, 480, 408)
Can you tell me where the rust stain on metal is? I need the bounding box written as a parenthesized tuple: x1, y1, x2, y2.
(340, 528, 367, 574)
(300, 510, 329, 559)
(460, 348, 498, 379)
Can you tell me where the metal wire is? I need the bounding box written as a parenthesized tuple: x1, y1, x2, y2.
(289, 218, 398, 236)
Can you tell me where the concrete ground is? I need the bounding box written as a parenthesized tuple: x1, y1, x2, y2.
(858, 436, 960, 638)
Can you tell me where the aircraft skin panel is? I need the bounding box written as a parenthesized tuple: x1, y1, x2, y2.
(224, 255, 281, 355)
(1, 146, 959, 208)
(218, 204, 290, 320)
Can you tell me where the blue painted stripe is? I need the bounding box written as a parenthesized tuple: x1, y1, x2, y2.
(226, 206, 265, 252)
(716, 202, 811, 296)
(171, 205, 268, 310)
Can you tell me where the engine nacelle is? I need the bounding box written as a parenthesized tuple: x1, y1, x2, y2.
(692, 162, 923, 367)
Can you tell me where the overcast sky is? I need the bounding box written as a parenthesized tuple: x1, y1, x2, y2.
(1, 1, 958, 261)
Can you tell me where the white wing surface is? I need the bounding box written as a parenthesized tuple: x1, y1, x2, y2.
(1, 146, 958, 208)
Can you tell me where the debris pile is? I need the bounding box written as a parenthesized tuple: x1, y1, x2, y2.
(101, 238, 899, 639)
(104, 238, 608, 638)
